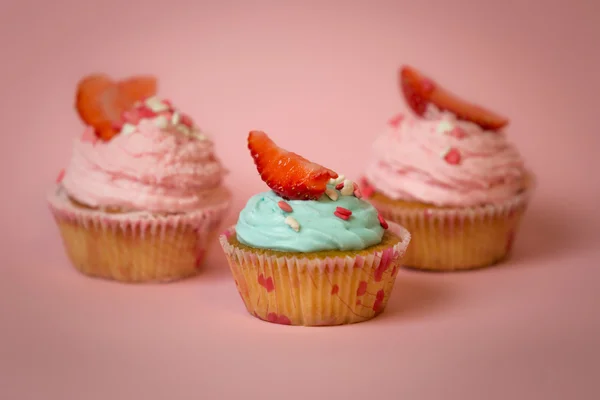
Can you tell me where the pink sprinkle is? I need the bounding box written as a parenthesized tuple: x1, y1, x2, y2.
(448, 127, 467, 139)
(162, 99, 174, 109)
(55, 169, 65, 183)
(334, 211, 350, 221)
(378, 213, 389, 229)
(335, 207, 352, 216)
(335, 182, 344, 190)
(278, 201, 293, 213)
(443, 148, 462, 165)
(388, 113, 404, 127)
(180, 113, 194, 127)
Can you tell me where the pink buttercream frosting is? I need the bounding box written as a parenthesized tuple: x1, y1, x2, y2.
(364, 105, 527, 207)
(62, 99, 228, 213)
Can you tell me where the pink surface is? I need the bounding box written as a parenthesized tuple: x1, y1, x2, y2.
(1, 0, 599, 399)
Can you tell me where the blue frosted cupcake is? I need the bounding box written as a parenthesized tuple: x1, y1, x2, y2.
(219, 131, 411, 326)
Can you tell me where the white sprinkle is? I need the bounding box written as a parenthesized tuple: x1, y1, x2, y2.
(325, 188, 339, 201)
(176, 125, 191, 136)
(171, 111, 181, 125)
(436, 120, 454, 134)
(340, 179, 354, 196)
(328, 174, 345, 185)
(120, 123, 137, 136)
(153, 115, 169, 129)
(145, 96, 169, 112)
(284, 216, 300, 232)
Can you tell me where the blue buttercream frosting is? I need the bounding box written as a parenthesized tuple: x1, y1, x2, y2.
(235, 186, 384, 252)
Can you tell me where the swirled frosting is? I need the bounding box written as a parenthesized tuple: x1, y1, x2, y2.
(364, 105, 527, 207)
(62, 98, 227, 213)
(236, 186, 384, 252)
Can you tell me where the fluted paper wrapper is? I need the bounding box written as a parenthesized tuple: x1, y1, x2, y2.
(48, 185, 231, 283)
(369, 187, 533, 271)
(219, 222, 411, 326)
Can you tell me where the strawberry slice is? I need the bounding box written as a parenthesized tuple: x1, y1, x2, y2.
(117, 76, 157, 104)
(248, 131, 338, 200)
(400, 65, 509, 130)
(75, 74, 157, 141)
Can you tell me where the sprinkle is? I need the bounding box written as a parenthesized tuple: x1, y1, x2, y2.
(55, 169, 65, 183)
(171, 111, 181, 125)
(153, 115, 169, 129)
(176, 125, 191, 136)
(284, 216, 300, 232)
(335, 207, 352, 217)
(145, 97, 169, 112)
(340, 180, 354, 196)
(335, 182, 344, 190)
(120, 123, 137, 136)
(436, 120, 454, 134)
(443, 147, 462, 165)
(388, 114, 404, 127)
(180, 113, 194, 128)
(329, 174, 345, 186)
(334, 211, 350, 221)
(278, 201, 293, 213)
(378, 214, 389, 229)
(162, 99, 174, 110)
(325, 188, 339, 201)
(138, 105, 156, 119)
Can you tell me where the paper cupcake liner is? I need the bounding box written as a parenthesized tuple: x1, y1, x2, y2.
(219, 222, 411, 326)
(48, 185, 231, 283)
(367, 185, 534, 271)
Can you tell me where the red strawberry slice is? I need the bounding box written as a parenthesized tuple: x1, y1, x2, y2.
(117, 76, 157, 104)
(75, 74, 157, 141)
(399, 65, 509, 130)
(247, 131, 338, 200)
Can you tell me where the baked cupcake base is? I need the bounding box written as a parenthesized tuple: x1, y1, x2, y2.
(219, 222, 411, 326)
(48, 185, 231, 283)
(368, 186, 533, 271)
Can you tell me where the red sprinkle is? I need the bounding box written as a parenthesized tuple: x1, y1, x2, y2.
(378, 213, 389, 229)
(443, 148, 462, 165)
(335, 207, 352, 216)
(335, 182, 344, 190)
(137, 105, 157, 118)
(180, 113, 194, 127)
(278, 201, 293, 213)
(55, 169, 65, 183)
(162, 99, 174, 109)
(334, 211, 350, 221)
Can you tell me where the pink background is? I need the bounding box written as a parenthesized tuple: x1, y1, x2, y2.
(2, 0, 599, 398)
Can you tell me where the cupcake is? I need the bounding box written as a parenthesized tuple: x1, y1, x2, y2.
(48, 74, 231, 282)
(219, 131, 411, 326)
(361, 65, 533, 271)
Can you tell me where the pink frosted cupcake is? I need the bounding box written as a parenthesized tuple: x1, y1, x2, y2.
(361, 66, 534, 271)
(48, 74, 231, 282)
